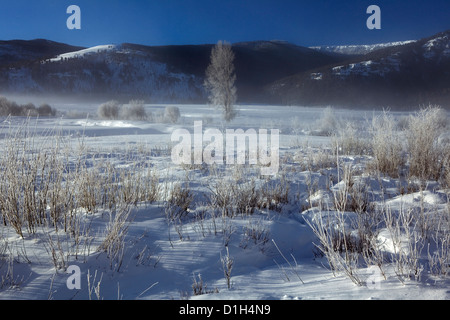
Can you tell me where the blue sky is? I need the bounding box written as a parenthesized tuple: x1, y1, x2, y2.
(0, 0, 449, 47)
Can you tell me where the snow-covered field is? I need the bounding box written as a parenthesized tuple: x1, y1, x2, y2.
(0, 103, 449, 301)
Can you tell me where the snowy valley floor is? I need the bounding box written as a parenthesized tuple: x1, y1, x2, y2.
(0, 103, 449, 300)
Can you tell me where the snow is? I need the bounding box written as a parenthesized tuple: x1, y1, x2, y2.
(25, 44, 206, 102)
(48, 45, 117, 62)
(310, 73, 323, 80)
(422, 35, 450, 59)
(0, 103, 448, 301)
(75, 120, 137, 128)
(310, 40, 416, 55)
(332, 57, 400, 78)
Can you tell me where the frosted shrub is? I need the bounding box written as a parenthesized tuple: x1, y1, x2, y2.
(305, 209, 365, 285)
(332, 122, 369, 156)
(191, 273, 218, 295)
(302, 147, 335, 171)
(98, 100, 148, 121)
(260, 176, 289, 212)
(98, 100, 120, 120)
(97, 207, 132, 272)
(315, 107, 339, 136)
(0, 96, 56, 117)
(164, 106, 180, 123)
(370, 111, 405, 178)
(166, 182, 194, 220)
(22, 103, 39, 117)
(0, 96, 22, 116)
(38, 104, 57, 117)
(240, 219, 270, 250)
(406, 106, 448, 180)
(221, 247, 234, 289)
(120, 100, 147, 120)
(208, 177, 261, 217)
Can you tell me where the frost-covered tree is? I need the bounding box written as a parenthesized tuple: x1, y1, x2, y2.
(204, 41, 237, 122)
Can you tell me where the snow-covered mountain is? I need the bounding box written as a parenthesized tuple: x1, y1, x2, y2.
(310, 40, 416, 56)
(0, 30, 449, 108)
(0, 40, 344, 103)
(0, 43, 205, 102)
(48, 44, 117, 62)
(268, 30, 450, 109)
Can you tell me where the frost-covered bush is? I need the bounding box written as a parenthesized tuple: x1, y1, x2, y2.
(98, 100, 120, 120)
(120, 100, 147, 120)
(38, 104, 57, 117)
(164, 106, 180, 123)
(406, 106, 448, 180)
(332, 122, 369, 156)
(370, 111, 405, 178)
(315, 106, 339, 136)
(0, 96, 56, 117)
(98, 100, 148, 121)
(0, 96, 22, 116)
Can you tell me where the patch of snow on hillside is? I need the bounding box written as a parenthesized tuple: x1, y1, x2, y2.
(332, 55, 401, 78)
(310, 40, 416, 55)
(423, 35, 450, 59)
(49, 44, 117, 62)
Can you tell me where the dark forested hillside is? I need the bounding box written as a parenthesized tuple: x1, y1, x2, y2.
(0, 30, 449, 109)
(267, 30, 450, 109)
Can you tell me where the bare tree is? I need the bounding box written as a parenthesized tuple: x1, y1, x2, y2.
(204, 41, 237, 122)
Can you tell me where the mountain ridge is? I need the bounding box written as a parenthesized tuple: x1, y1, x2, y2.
(0, 31, 449, 109)
(0, 39, 346, 103)
(310, 40, 417, 56)
(267, 30, 450, 109)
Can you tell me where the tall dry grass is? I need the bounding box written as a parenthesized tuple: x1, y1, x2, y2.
(0, 119, 160, 238)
